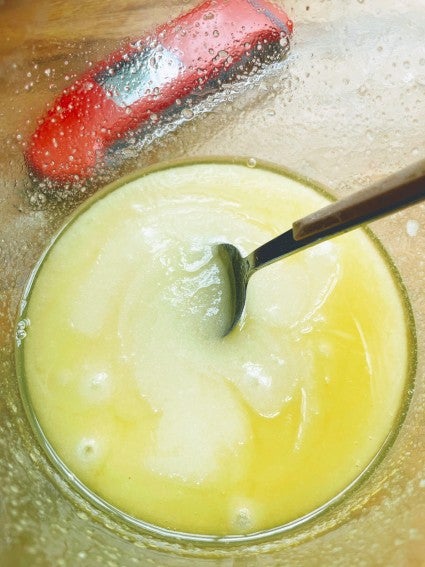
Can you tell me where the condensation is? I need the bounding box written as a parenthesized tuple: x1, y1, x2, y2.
(0, 0, 424, 565)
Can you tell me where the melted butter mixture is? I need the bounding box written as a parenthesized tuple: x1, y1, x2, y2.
(22, 163, 411, 536)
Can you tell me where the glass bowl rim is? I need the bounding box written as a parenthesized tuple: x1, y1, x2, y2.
(15, 155, 417, 549)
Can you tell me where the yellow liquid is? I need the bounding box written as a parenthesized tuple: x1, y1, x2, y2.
(21, 162, 411, 536)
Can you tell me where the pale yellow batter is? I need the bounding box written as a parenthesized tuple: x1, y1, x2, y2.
(20, 162, 412, 536)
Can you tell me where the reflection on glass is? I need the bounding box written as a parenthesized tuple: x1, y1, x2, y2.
(96, 46, 184, 107)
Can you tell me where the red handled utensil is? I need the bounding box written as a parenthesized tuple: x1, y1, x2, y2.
(26, 0, 292, 188)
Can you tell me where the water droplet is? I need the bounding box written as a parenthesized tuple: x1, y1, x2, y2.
(406, 219, 419, 237)
(29, 451, 40, 463)
(181, 108, 194, 119)
(365, 129, 374, 142)
(279, 36, 289, 48)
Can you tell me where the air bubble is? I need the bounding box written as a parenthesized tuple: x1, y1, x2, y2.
(79, 367, 113, 404)
(229, 501, 256, 532)
(16, 318, 30, 346)
(76, 437, 104, 465)
(247, 157, 257, 168)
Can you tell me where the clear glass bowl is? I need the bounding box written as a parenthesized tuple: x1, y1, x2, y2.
(1, 1, 424, 564)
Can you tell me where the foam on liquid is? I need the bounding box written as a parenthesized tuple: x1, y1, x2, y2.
(22, 163, 411, 535)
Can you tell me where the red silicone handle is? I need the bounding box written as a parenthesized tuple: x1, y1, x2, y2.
(26, 0, 292, 186)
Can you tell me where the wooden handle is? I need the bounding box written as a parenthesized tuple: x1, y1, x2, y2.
(292, 158, 425, 241)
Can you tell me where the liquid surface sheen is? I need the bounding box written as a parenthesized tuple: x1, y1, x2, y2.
(22, 163, 410, 536)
